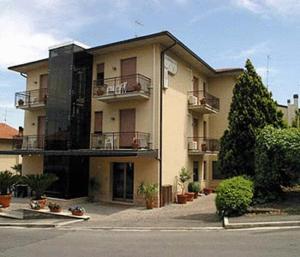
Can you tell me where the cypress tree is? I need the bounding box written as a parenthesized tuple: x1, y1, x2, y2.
(218, 59, 283, 177)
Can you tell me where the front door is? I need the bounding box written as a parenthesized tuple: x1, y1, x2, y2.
(119, 109, 135, 148)
(121, 57, 137, 91)
(37, 116, 45, 148)
(112, 163, 134, 202)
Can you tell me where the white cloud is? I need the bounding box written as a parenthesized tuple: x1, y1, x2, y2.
(232, 0, 300, 16)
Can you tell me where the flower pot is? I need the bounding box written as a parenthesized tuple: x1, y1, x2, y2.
(193, 192, 198, 199)
(134, 83, 141, 91)
(185, 192, 194, 201)
(72, 210, 84, 216)
(146, 199, 154, 209)
(30, 198, 47, 210)
(203, 188, 213, 195)
(0, 194, 12, 208)
(177, 194, 187, 204)
(201, 144, 207, 151)
(49, 207, 62, 213)
(200, 98, 206, 105)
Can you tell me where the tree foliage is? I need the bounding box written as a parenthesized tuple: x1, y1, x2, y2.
(254, 126, 300, 202)
(218, 59, 283, 178)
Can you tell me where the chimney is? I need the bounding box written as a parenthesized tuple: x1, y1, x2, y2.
(287, 99, 291, 104)
(294, 94, 299, 107)
(18, 126, 23, 137)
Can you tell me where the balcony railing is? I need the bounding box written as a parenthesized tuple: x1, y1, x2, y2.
(93, 74, 151, 102)
(187, 137, 220, 154)
(91, 132, 151, 150)
(12, 135, 45, 150)
(187, 90, 220, 113)
(15, 88, 48, 109)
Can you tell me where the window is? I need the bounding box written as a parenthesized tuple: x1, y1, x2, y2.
(203, 161, 207, 180)
(212, 161, 224, 180)
(94, 111, 103, 134)
(193, 161, 199, 181)
(96, 63, 104, 84)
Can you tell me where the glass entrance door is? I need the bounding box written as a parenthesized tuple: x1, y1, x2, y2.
(112, 163, 134, 202)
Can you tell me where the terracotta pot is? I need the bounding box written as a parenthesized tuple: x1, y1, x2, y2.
(49, 207, 62, 213)
(0, 194, 12, 208)
(37, 198, 47, 209)
(177, 194, 187, 204)
(146, 199, 154, 209)
(193, 192, 198, 199)
(134, 83, 142, 91)
(185, 192, 194, 201)
(72, 210, 84, 216)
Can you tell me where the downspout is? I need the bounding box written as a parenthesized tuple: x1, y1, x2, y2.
(20, 72, 27, 78)
(159, 40, 177, 207)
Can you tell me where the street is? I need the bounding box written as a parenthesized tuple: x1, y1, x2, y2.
(0, 228, 299, 257)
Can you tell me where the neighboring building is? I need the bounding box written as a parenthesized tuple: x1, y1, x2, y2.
(0, 123, 21, 172)
(2, 31, 243, 206)
(278, 94, 299, 126)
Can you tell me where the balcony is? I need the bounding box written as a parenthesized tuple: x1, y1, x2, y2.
(12, 135, 45, 150)
(91, 132, 151, 150)
(188, 91, 220, 114)
(187, 137, 220, 155)
(93, 74, 151, 103)
(15, 89, 48, 110)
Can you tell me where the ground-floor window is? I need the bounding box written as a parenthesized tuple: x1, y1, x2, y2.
(112, 162, 134, 202)
(203, 161, 207, 180)
(212, 161, 224, 180)
(193, 161, 199, 181)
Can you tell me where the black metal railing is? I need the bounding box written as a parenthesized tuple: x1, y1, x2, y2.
(187, 137, 220, 152)
(91, 132, 151, 150)
(15, 88, 48, 108)
(93, 74, 151, 98)
(12, 135, 45, 150)
(187, 90, 220, 111)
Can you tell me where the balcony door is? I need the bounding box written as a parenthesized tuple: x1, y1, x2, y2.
(121, 57, 136, 92)
(193, 118, 199, 139)
(37, 116, 45, 148)
(119, 109, 135, 148)
(112, 163, 134, 202)
(39, 74, 48, 103)
(193, 77, 199, 98)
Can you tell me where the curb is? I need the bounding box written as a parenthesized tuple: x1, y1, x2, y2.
(223, 216, 300, 229)
(0, 223, 56, 228)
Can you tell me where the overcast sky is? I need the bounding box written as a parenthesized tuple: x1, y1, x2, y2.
(1, 0, 300, 128)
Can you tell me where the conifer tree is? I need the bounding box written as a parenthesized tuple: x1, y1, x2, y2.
(218, 59, 283, 177)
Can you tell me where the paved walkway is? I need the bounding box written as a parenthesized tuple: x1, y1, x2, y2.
(1, 194, 221, 228)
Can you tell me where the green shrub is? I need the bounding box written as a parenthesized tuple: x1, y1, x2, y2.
(188, 182, 200, 193)
(215, 176, 253, 217)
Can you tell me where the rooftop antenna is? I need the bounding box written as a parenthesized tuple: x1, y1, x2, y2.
(266, 55, 270, 89)
(134, 20, 144, 37)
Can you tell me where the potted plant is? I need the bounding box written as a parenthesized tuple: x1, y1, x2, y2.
(203, 188, 213, 195)
(200, 98, 206, 105)
(133, 82, 142, 92)
(137, 182, 158, 209)
(18, 99, 24, 106)
(177, 167, 191, 204)
(188, 182, 201, 199)
(0, 171, 19, 208)
(132, 137, 140, 149)
(48, 202, 62, 213)
(22, 173, 58, 209)
(201, 143, 207, 152)
(69, 206, 85, 216)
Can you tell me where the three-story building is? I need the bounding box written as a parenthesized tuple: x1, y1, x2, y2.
(5, 31, 243, 206)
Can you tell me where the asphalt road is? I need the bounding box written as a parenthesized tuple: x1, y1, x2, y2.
(0, 227, 299, 257)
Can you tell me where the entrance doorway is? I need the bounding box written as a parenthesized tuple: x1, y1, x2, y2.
(112, 163, 134, 202)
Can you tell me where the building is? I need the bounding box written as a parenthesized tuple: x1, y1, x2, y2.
(277, 94, 299, 126)
(2, 31, 243, 206)
(0, 123, 21, 172)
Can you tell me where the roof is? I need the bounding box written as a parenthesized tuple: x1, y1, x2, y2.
(0, 123, 18, 140)
(8, 31, 243, 76)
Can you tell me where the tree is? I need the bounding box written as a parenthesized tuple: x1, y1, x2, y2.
(218, 59, 283, 178)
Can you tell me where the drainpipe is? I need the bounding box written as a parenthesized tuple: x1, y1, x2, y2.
(20, 72, 27, 78)
(159, 40, 177, 207)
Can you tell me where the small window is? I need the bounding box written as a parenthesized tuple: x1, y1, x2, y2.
(203, 161, 207, 180)
(193, 161, 199, 182)
(94, 111, 103, 134)
(212, 161, 224, 180)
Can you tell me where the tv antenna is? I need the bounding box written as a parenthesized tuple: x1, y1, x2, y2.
(266, 55, 270, 89)
(134, 20, 144, 37)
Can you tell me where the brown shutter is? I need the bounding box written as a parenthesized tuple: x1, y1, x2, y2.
(39, 74, 48, 102)
(119, 109, 136, 148)
(94, 112, 103, 133)
(121, 57, 137, 91)
(193, 77, 199, 97)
